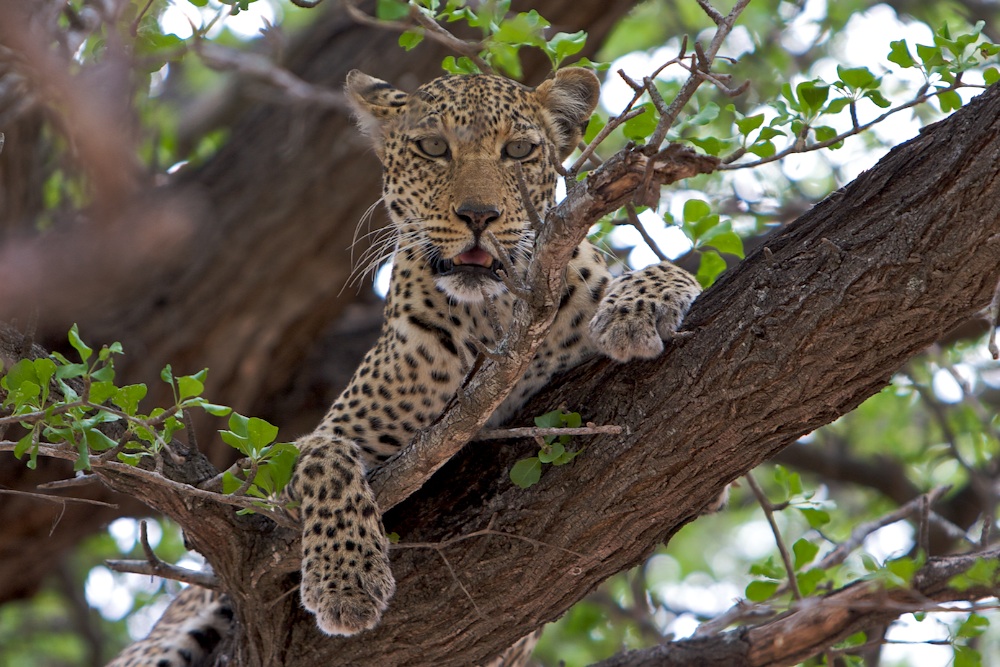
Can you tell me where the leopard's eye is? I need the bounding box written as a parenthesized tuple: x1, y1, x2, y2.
(415, 137, 449, 158)
(504, 140, 536, 160)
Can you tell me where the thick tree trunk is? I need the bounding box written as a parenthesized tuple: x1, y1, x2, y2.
(0, 0, 637, 605)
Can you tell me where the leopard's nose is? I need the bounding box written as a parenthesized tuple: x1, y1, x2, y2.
(454, 204, 501, 233)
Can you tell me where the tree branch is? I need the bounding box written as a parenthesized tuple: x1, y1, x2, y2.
(590, 549, 1000, 667)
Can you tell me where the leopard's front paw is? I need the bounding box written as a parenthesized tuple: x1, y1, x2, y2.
(300, 509, 396, 636)
(589, 301, 666, 363)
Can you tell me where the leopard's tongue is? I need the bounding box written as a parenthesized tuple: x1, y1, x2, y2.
(453, 247, 494, 267)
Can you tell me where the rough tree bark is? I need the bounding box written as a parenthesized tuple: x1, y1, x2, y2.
(83, 81, 1000, 666)
(0, 0, 637, 605)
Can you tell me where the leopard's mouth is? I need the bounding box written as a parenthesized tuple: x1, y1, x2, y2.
(433, 246, 503, 279)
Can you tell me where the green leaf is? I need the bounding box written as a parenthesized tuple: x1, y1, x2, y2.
(551, 448, 582, 465)
(695, 250, 727, 288)
(228, 412, 250, 437)
(88, 380, 118, 405)
(68, 324, 92, 362)
(375, 0, 409, 20)
(757, 126, 785, 141)
(510, 457, 542, 488)
(222, 470, 243, 494)
(399, 29, 425, 51)
(538, 441, 565, 464)
(562, 411, 582, 428)
(796, 567, 826, 595)
(200, 402, 232, 417)
(177, 373, 205, 401)
(957, 612, 990, 639)
(33, 358, 56, 391)
(796, 80, 829, 114)
(836, 65, 876, 89)
(90, 364, 115, 383)
(10, 379, 41, 406)
(748, 140, 776, 158)
(546, 31, 587, 67)
(954, 645, 982, 667)
(863, 89, 892, 108)
(745, 579, 779, 602)
(949, 557, 999, 591)
(888, 40, 916, 68)
(813, 125, 838, 143)
(861, 553, 880, 573)
(750, 557, 784, 579)
(701, 230, 744, 258)
(160, 364, 174, 385)
(824, 97, 852, 114)
(441, 55, 481, 75)
(622, 103, 658, 142)
(774, 465, 803, 497)
(984, 67, 1000, 86)
(258, 443, 298, 494)
(683, 198, 711, 223)
(1, 359, 38, 394)
(113, 384, 147, 416)
(885, 555, 921, 585)
(687, 136, 725, 156)
(583, 114, 606, 144)
(74, 437, 91, 472)
(493, 10, 549, 47)
(798, 507, 831, 528)
(574, 57, 610, 72)
(685, 102, 720, 126)
(534, 409, 564, 429)
(221, 430, 251, 456)
(85, 428, 117, 452)
(735, 113, 764, 135)
(916, 43, 946, 68)
(937, 88, 962, 112)
(247, 417, 279, 452)
(792, 538, 819, 569)
(14, 431, 35, 462)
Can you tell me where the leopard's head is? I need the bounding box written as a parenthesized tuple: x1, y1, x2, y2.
(346, 68, 600, 303)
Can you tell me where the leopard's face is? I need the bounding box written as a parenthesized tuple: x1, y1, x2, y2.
(347, 69, 600, 303)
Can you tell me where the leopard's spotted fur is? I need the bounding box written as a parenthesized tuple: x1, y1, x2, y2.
(108, 68, 700, 666)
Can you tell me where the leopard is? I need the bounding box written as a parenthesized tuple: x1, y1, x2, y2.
(108, 67, 701, 666)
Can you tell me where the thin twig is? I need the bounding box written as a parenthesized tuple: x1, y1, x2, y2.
(393, 526, 595, 562)
(194, 41, 348, 111)
(106, 519, 219, 587)
(988, 274, 1000, 359)
(745, 471, 802, 600)
(36, 475, 100, 490)
(0, 440, 297, 529)
(343, 1, 490, 72)
(621, 204, 668, 261)
(475, 423, 623, 441)
(646, 0, 753, 152)
(720, 81, 981, 170)
(105, 559, 220, 588)
(814, 487, 949, 574)
(569, 107, 646, 177)
(0, 487, 118, 508)
(233, 458, 260, 498)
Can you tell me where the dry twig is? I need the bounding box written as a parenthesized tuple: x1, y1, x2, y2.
(106, 520, 221, 588)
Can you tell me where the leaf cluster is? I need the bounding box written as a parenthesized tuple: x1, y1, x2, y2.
(0, 326, 298, 509)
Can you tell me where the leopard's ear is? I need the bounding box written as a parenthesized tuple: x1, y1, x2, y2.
(345, 70, 408, 153)
(534, 68, 601, 159)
